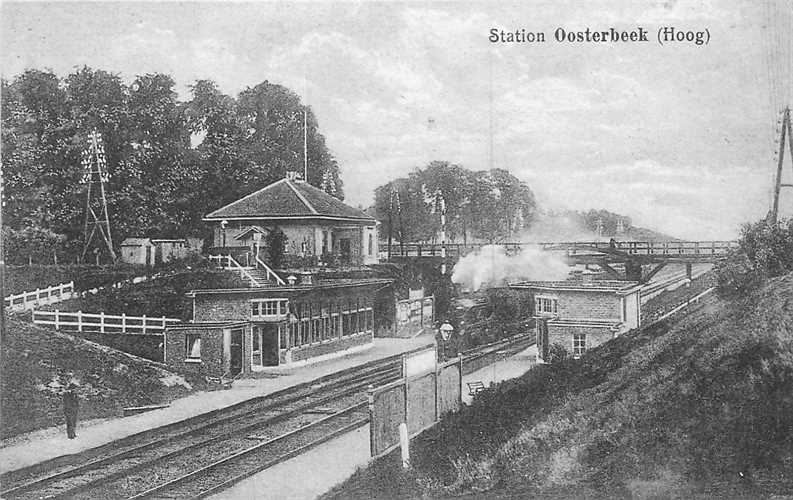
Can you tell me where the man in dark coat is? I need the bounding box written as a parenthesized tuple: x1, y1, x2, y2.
(63, 383, 79, 439)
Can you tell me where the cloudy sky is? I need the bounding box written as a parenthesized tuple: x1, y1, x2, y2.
(3, 0, 792, 239)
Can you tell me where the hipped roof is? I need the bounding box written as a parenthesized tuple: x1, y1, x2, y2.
(204, 178, 374, 223)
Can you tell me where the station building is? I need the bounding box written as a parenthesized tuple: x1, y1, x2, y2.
(203, 173, 379, 266)
(163, 277, 394, 377)
(509, 273, 642, 361)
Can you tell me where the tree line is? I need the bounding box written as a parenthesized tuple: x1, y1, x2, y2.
(373, 161, 538, 244)
(1, 68, 343, 264)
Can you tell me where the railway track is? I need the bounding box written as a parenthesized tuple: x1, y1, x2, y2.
(0, 359, 401, 499)
(1, 335, 532, 499)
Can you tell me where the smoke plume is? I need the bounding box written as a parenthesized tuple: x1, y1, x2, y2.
(451, 244, 571, 291)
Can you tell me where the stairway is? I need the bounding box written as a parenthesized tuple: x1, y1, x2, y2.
(240, 267, 286, 287)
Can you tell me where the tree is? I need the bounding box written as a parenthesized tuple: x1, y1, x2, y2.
(715, 217, 793, 299)
(265, 227, 288, 268)
(373, 163, 537, 244)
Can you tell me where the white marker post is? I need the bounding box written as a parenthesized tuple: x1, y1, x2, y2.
(399, 422, 409, 469)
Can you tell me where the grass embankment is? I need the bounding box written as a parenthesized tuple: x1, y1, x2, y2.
(38, 269, 245, 320)
(325, 273, 793, 499)
(0, 316, 203, 439)
(4, 264, 144, 296)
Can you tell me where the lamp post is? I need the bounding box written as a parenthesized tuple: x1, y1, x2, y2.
(440, 321, 454, 360)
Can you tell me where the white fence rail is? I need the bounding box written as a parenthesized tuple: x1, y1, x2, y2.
(32, 310, 181, 335)
(5, 282, 76, 312)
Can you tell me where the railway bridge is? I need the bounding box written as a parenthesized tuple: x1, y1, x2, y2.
(383, 240, 738, 283)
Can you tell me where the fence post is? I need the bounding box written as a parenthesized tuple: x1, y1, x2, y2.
(77, 311, 83, 332)
(122, 313, 126, 334)
(458, 353, 464, 407)
(34, 288, 40, 306)
(54, 310, 59, 330)
(100, 311, 105, 333)
(162, 315, 167, 330)
(368, 384, 375, 457)
(142, 314, 147, 335)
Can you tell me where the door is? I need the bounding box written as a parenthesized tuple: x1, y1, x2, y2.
(339, 238, 351, 264)
(229, 329, 243, 376)
(537, 320, 549, 362)
(261, 324, 280, 366)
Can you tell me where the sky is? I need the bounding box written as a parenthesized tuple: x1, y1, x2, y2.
(2, 0, 793, 239)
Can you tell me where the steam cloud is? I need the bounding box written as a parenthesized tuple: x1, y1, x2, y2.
(451, 244, 571, 291)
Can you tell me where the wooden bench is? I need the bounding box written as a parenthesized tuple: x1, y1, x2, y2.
(467, 381, 486, 395)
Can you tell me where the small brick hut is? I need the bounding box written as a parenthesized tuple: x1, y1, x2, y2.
(509, 274, 641, 361)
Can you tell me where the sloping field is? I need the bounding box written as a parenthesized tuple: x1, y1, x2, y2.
(325, 273, 793, 499)
(0, 317, 201, 439)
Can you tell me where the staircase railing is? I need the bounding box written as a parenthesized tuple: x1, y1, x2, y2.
(209, 254, 262, 287)
(255, 255, 286, 285)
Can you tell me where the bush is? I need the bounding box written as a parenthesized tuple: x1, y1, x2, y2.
(2, 226, 67, 265)
(546, 342, 569, 364)
(715, 217, 793, 299)
(264, 227, 287, 268)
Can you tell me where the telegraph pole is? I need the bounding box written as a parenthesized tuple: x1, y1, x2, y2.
(771, 106, 793, 223)
(1, 167, 5, 339)
(80, 129, 116, 264)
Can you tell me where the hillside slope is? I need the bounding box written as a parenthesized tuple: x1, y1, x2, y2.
(0, 317, 202, 439)
(325, 273, 793, 499)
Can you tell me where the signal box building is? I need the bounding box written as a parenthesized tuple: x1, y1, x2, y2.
(509, 275, 642, 362)
(163, 278, 393, 376)
(204, 174, 379, 266)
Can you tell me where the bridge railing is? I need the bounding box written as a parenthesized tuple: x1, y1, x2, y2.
(384, 241, 739, 258)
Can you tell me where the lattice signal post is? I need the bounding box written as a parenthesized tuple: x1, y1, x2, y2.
(80, 130, 117, 263)
(771, 106, 793, 223)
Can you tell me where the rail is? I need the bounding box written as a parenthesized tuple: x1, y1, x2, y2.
(384, 240, 739, 259)
(31, 310, 181, 334)
(209, 253, 262, 287)
(255, 254, 286, 285)
(4, 281, 75, 311)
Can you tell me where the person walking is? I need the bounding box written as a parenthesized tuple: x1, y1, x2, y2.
(63, 382, 79, 439)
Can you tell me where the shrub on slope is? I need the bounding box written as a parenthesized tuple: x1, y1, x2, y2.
(0, 316, 201, 439)
(325, 273, 793, 499)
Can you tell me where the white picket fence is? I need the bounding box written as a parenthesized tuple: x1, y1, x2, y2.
(4, 282, 76, 312)
(32, 310, 181, 335)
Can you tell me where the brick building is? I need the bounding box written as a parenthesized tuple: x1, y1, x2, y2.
(509, 275, 641, 361)
(163, 278, 394, 376)
(204, 174, 379, 266)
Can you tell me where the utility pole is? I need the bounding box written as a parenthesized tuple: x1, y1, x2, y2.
(303, 108, 309, 182)
(1, 167, 5, 340)
(771, 106, 793, 223)
(80, 129, 116, 264)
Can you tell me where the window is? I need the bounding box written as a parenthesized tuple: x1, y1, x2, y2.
(535, 296, 558, 315)
(185, 334, 201, 360)
(572, 333, 587, 357)
(251, 299, 288, 319)
(252, 328, 263, 366)
(368, 234, 373, 255)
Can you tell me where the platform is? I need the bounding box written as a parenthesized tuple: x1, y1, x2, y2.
(0, 335, 435, 474)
